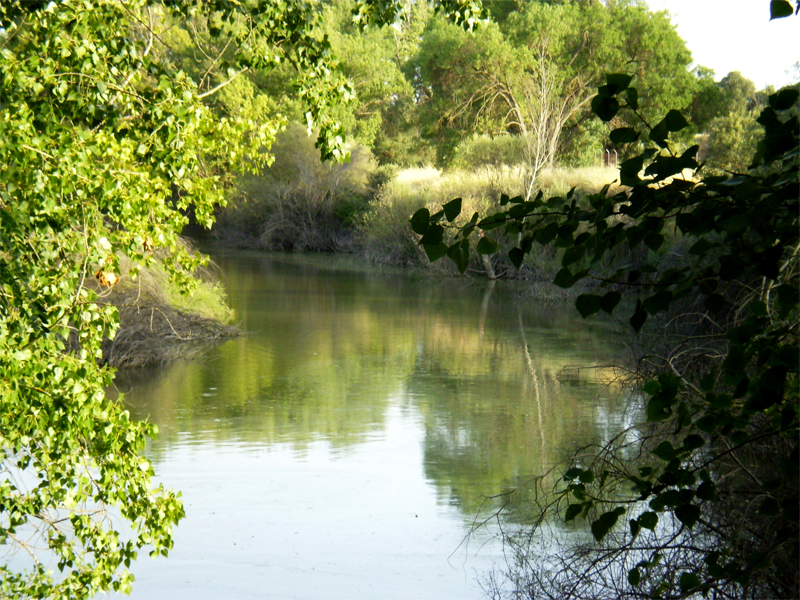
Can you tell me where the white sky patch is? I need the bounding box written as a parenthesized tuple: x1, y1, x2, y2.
(646, 0, 798, 89)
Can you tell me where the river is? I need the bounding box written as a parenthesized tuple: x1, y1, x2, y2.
(111, 250, 631, 600)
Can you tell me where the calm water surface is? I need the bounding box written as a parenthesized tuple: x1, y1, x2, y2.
(112, 251, 629, 600)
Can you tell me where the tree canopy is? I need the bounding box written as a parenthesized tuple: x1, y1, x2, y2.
(409, 0, 696, 165)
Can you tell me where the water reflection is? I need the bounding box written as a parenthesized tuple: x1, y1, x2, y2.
(113, 251, 627, 599)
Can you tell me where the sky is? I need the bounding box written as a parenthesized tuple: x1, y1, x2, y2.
(645, 0, 798, 89)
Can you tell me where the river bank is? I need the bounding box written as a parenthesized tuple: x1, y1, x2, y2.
(101, 246, 239, 368)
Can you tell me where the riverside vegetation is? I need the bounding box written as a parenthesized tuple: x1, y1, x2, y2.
(211, 0, 790, 282)
(1, 0, 485, 596)
(1, 0, 797, 598)
(411, 61, 799, 600)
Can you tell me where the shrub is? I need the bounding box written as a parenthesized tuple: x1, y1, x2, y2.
(450, 134, 527, 169)
(217, 122, 377, 251)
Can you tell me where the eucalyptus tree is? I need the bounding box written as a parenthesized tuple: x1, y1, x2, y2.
(0, 0, 483, 597)
(411, 0, 696, 170)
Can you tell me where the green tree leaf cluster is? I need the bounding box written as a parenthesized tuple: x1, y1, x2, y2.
(0, 0, 457, 596)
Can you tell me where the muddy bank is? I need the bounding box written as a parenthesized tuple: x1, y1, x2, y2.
(102, 302, 239, 368)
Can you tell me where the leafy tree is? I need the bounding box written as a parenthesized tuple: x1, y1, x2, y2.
(690, 71, 758, 133)
(689, 71, 764, 173)
(704, 103, 764, 172)
(410, 0, 696, 167)
(0, 0, 482, 596)
(412, 69, 798, 600)
(322, 0, 416, 149)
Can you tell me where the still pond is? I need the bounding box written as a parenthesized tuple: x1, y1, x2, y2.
(111, 250, 631, 600)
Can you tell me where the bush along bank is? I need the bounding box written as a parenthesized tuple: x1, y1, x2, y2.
(213, 123, 383, 253)
(214, 120, 625, 281)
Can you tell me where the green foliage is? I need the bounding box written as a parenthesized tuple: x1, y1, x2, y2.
(323, 0, 416, 149)
(413, 73, 800, 597)
(705, 105, 763, 172)
(410, 0, 696, 166)
(450, 134, 526, 169)
(690, 70, 757, 132)
(1, 0, 467, 596)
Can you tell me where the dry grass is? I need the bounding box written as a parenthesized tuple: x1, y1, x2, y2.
(393, 167, 442, 188)
(537, 166, 621, 196)
(357, 164, 621, 269)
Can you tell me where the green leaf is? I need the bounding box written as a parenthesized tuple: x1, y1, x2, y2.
(643, 232, 664, 251)
(650, 120, 669, 148)
(606, 73, 633, 92)
(652, 441, 676, 462)
(647, 397, 671, 422)
(447, 240, 470, 273)
(679, 572, 701, 593)
(675, 503, 701, 528)
(629, 518, 640, 539)
(770, 0, 794, 19)
(696, 481, 716, 501)
(682, 434, 704, 452)
(599, 291, 621, 314)
(643, 380, 661, 396)
(419, 224, 444, 245)
(755, 245, 784, 280)
(564, 468, 584, 480)
(575, 294, 602, 318)
(609, 127, 639, 144)
(626, 87, 639, 110)
(638, 511, 658, 530)
(591, 508, 624, 542)
(477, 213, 506, 230)
(553, 267, 575, 289)
(476, 237, 499, 255)
(592, 94, 620, 122)
(663, 109, 689, 132)
(619, 154, 646, 185)
(423, 242, 449, 262)
(442, 197, 462, 222)
(688, 237, 715, 256)
(508, 247, 524, 269)
(769, 88, 799, 109)
(535, 222, 559, 245)
(410, 208, 431, 235)
(565, 503, 583, 522)
(628, 567, 641, 586)
(630, 300, 647, 332)
(643, 291, 673, 315)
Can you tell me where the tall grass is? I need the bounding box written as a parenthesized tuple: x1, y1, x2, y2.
(357, 164, 620, 274)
